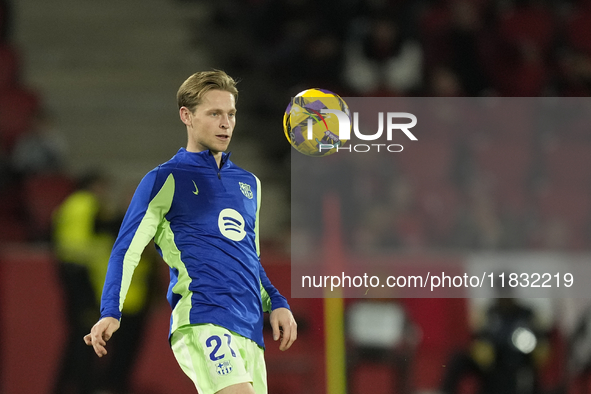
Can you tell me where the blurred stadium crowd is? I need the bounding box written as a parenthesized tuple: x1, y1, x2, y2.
(211, 0, 591, 97)
(207, 0, 591, 253)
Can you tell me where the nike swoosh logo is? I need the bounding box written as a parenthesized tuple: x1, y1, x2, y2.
(192, 180, 199, 195)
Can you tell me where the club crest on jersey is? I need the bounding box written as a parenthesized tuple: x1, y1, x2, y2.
(239, 182, 253, 199)
(216, 360, 233, 375)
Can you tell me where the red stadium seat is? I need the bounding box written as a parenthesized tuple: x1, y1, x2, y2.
(262, 260, 325, 394)
(503, 60, 548, 97)
(0, 184, 27, 242)
(350, 363, 395, 394)
(0, 43, 19, 90)
(0, 87, 39, 150)
(404, 298, 470, 391)
(0, 216, 27, 242)
(498, 4, 556, 54)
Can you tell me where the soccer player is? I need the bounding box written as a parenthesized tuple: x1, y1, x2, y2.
(84, 70, 297, 394)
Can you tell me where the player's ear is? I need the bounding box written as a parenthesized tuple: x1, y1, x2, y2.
(179, 106, 193, 126)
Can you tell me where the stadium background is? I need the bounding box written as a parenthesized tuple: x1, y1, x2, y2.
(1, 0, 591, 393)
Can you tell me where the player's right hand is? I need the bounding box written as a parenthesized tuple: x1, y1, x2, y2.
(83, 317, 120, 357)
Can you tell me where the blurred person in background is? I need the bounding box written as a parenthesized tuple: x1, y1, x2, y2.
(421, 0, 491, 96)
(52, 173, 157, 394)
(52, 172, 114, 394)
(94, 187, 160, 394)
(442, 295, 550, 394)
(343, 16, 423, 96)
(567, 306, 591, 392)
(10, 108, 67, 179)
(444, 0, 490, 96)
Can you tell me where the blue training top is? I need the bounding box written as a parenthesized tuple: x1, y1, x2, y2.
(100, 148, 290, 348)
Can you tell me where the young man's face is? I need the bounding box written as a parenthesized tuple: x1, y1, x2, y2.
(182, 89, 236, 155)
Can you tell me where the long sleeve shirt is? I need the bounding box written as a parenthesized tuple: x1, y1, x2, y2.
(100, 148, 290, 347)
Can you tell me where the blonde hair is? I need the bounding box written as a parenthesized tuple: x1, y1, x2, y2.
(176, 70, 238, 112)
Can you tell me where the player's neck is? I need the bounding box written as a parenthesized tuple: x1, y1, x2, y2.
(185, 144, 222, 168)
(212, 152, 222, 168)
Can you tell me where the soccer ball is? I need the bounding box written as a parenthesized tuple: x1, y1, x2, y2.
(283, 88, 350, 157)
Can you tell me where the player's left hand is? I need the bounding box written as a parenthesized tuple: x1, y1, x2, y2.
(270, 307, 297, 351)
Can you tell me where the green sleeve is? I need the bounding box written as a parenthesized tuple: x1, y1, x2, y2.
(260, 280, 272, 313)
